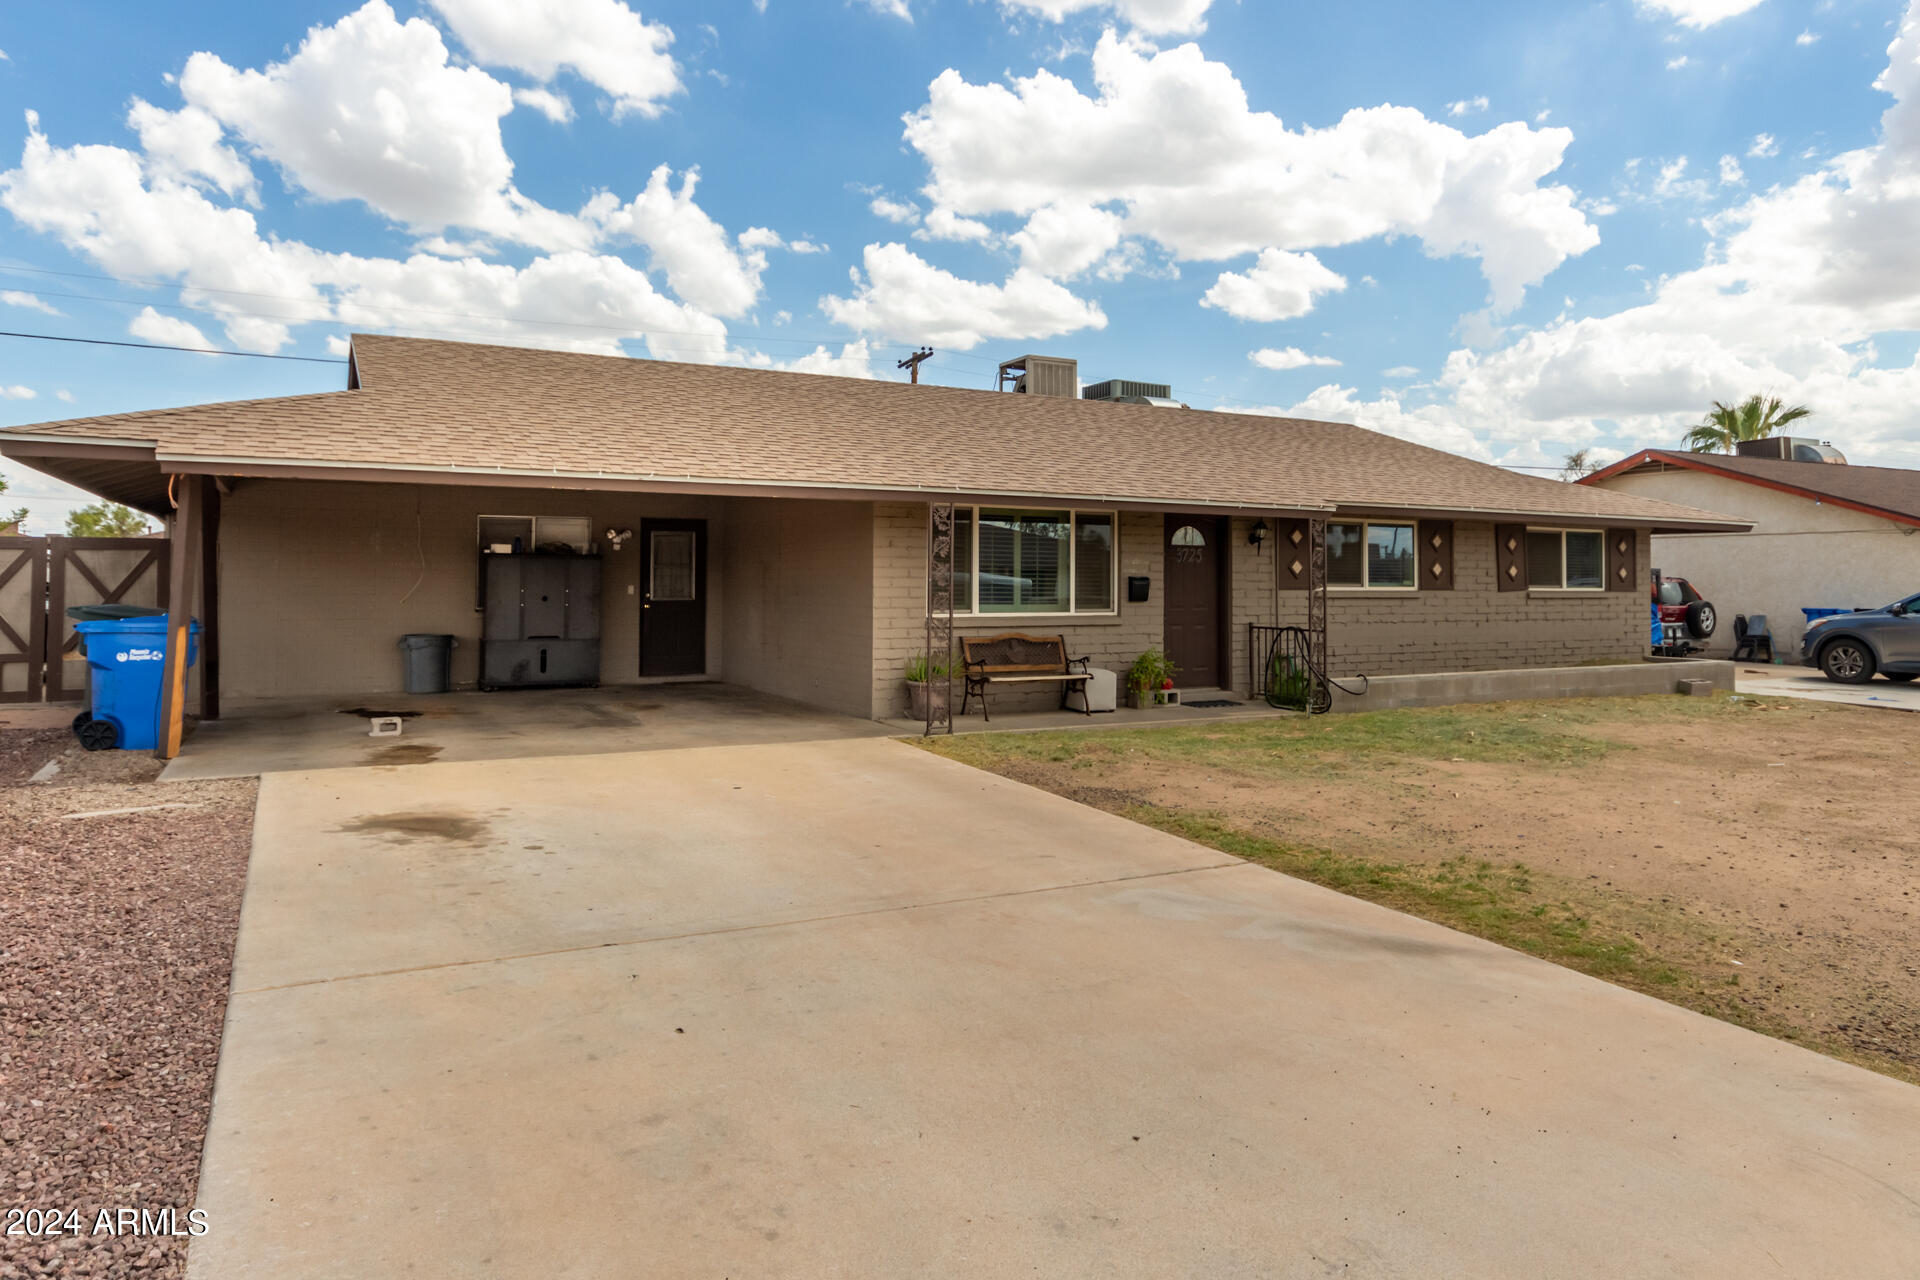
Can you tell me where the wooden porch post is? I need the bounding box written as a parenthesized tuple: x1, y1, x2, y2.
(157, 475, 201, 760)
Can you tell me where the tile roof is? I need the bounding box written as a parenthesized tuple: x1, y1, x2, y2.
(1583, 449, 1920, 527)
(4, 334, 1746, 528)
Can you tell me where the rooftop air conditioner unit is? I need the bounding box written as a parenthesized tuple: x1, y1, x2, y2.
(1733, 437, 1847, 464)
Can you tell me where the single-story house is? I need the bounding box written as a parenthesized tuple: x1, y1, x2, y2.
(1, 335, 1745, 738)
(1581, 445, 1920, 657)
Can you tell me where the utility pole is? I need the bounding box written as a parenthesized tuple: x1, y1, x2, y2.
(897, 347, 933, 384)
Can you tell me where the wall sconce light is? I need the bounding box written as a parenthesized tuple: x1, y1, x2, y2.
(605, 527, 635, 550)
(1248, 519, 1269, 554)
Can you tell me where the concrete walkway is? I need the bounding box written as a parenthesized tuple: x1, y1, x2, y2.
(191, 739, 1920, 1278)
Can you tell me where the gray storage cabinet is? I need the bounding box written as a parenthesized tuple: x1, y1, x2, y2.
(481, 554, 602, 689)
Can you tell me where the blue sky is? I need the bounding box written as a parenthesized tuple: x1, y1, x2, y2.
(1, 0, 1917, 529)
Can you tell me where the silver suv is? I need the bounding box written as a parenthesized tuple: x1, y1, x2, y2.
(1800, 593, 1920, 684)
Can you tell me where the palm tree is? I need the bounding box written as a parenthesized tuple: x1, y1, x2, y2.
(1682, 395, 1813, 453)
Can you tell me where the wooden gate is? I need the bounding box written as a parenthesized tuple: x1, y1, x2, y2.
(0, 536, 48, 703)
(45, 537, 170, 702)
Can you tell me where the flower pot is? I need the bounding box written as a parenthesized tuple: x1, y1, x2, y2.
(906, 679, 950, 720)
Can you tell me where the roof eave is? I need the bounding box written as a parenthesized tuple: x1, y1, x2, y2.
(1582, 448, 1920, 529)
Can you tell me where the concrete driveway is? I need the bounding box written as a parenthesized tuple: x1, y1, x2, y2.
(1737, 664, 1920, 711)
(191, 738, 1920, 1278)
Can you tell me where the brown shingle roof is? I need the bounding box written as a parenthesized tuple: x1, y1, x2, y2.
(1583, 449, 1920, 527)
(4, 334, 1746, 528)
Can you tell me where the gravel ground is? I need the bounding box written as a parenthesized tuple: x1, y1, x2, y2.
(1, 729, 256, 1279)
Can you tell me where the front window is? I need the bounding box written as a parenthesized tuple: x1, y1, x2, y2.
(1328, 521, 1416, 588)
(951, 507, 1117, 615)
(1529, 528, 1606, 590)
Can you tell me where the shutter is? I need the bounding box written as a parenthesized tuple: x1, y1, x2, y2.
(1606, 528, 1637, 593)
(1495, 524, 1529, 592)
(1275, 518, 1312, 591)
(1417, 520, 1454, 591)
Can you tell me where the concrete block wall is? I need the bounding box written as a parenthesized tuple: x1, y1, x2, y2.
(870, 504, 1166, 719)
(1263, 522, 1650, 677)
(1227, 517, 1276, 698)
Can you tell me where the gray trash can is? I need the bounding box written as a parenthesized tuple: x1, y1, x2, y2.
(398, 634, 455, 694)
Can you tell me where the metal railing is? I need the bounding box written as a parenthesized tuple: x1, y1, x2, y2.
(1249, 623, 1368, 714)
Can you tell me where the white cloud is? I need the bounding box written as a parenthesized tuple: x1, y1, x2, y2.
(1447, 96, 1489, 117)
(1008, 201, 1124, 276)
(1666, 55, 1690, 70)
(914, 207, 997, 243)
(0, 384, 36, 399)
(1249, 347, 1341, 370)
(1649, 155, 1709, 200)
(0, 110, 745, 361)
(1718, 154, 1745, 185)
(1634, 0, 1765, 30)
(55, 389, 74, 402)
(902, 32, 1596, 312)
(1748, 132, 1779, 157)
(177, 1, 586, 249)
(579, 166, 771, 318)
(788, 239, 826, 254)
(998, 0, 1214, 36)
(0, 289, 60, 315)
(870, 195, 920, 224)
(821, 242, 1105, 349)
(1382, 365, 1419, 378)
(425, 0, 681, 118)
(1201, 248, 1346, 321)
(513, 86, 576, 123)
(1239, 385, 1493, 459)
(767, 339, 890, 379)
(1283, 1, 1920, 470)
(1797, 29, 1820, 46)
(126, 100, 257, 202)
(857, 0, 913, 19)
(129, 306, 215, 350)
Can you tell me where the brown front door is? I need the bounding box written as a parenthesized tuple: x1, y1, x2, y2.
(1164, 514, 1223, 688)
(641, 519, 707, 676)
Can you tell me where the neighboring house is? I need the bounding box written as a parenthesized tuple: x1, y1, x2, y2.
(1582, 446, 1920, 658)
(0, 335, 1743, 723)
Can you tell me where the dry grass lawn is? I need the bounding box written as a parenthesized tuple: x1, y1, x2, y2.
(914, 693, 1920, 1085)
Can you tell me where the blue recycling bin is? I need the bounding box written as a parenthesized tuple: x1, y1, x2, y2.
(72, 616, 200, 751)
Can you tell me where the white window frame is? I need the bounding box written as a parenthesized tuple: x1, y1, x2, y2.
(953, 506, 1120, 617)
(1326, 520, 1419, 591)
(1526, 526, 1607, 591)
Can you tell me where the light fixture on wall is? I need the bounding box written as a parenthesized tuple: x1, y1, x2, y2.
(1247, 519, 1269, 554)
(605, 527, 634, 550)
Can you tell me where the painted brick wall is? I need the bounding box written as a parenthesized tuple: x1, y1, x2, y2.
(870, 504, 1165, 719)
(1258, 522, 1649, 678)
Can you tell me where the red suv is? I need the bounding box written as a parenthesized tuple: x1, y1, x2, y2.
(1654, 576, 1717, 640)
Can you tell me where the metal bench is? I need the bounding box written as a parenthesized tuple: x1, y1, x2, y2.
(960, 632, 1091, 721)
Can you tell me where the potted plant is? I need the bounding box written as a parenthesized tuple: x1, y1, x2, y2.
(1127, 647, 1178, 708)
(904, 653, 953, 720)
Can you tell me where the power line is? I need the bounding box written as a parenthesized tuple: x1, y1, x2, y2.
(0, 259, 1007, 368)
(0, 330, 346, 364)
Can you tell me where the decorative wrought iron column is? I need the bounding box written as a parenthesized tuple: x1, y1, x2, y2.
(1307, 516, 1329, 711)
(924, 502, 956, 736)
